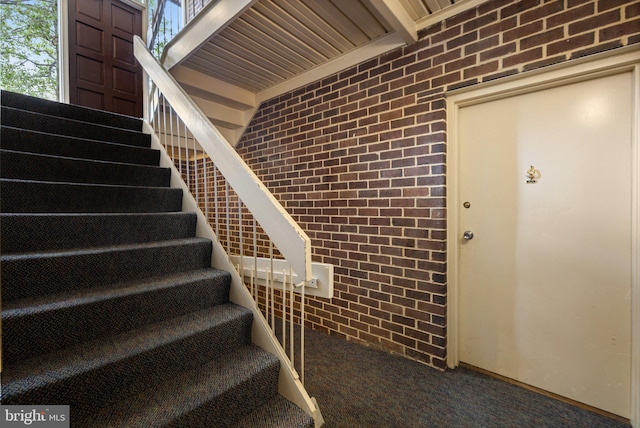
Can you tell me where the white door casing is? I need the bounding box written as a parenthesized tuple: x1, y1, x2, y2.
(446, 46, 640, 425)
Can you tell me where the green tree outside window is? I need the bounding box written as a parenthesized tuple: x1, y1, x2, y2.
(1, 0, 59, 100)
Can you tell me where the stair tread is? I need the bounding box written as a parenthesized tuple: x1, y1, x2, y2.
(1, 237, 212, 301)
(4, 268, 229, 314)
(0, 149, 171, 186)
(1, 106, 150, 147)
(233, 395, 314, 428)
(1, 178, 183, 213)
(77, 345, 279, 427)
(1, 90, 142, 130)
(1, 148, 167, 171)
(1, 212, 198, 253)
(3, 303, 252, 390)
(2, 268, 232, 364)
(0, 177, 172, 189)
(1, 237, 211, 260)
(1, 126, 160, 165)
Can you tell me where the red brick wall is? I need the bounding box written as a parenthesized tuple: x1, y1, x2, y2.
(206, 0, 640, 369)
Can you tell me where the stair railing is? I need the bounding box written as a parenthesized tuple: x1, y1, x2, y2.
(134, 36, 322, 425)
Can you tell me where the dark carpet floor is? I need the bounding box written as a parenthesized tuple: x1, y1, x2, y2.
(299, 326, 630, 428)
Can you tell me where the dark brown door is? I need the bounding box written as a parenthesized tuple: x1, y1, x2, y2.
(68, 0, 143, 117)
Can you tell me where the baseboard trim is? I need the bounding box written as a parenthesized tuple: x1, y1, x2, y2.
(459, 363, 631, 426)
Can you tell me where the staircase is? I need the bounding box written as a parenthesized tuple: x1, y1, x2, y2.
(0, 90, 314, 427)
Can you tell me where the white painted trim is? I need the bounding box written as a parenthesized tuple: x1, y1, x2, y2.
(135, 36, 312, 283)
(415, 0, 486, 31)
(58, 0, 69, 103)
(171, 65, 256, 109)
(190, 94, 246, 128)
(256, 32, 406, 104)
(230, 255, 334, 299)
(119, 0, 146, 11)
(446, 46, 640, 426)
(631, 63, 640, 428)
(369, 0, 417, 44)
(161, 0, 257, 70)
(143, 121, 323, 424)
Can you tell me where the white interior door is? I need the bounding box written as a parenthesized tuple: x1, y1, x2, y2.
(457, 71, 633, 418)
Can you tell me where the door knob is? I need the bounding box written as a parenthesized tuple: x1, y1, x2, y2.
(463, 231, 474, 240)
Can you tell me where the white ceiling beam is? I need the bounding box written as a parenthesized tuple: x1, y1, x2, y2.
(171, 64, 256, 109)
(416, 0, 486, 31)
(161, 0, 258, 70)
(368, 0, 418, 45)
(191, 95, 246, 129)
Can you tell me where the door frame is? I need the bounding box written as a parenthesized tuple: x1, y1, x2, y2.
(446, 45, 640, 425)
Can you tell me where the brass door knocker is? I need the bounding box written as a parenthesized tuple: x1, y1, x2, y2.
(526, 166, 540, 183)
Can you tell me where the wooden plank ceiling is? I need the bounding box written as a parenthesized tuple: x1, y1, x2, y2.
(162, 0, 480, 145)
(177, 0, 464, 93)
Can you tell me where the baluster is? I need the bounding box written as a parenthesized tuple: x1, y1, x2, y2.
(161, 96, 168, 150)
(169, 104, 175, 160)
(270, 242, 275, 333)
(203, 152, 209, 220)
(253, 218, 258, 301)
(238, 199, 244, 279)
(184, 121, 189, 189)
(225, 181, 231, 261)
(176, 115, 182, 175)
(192, 124, 198, 207)
(265, 268, 270, 323)
(282, 269, 287, 357)
(290, 266, 294, 368)
(155, 88, 161, 138)
(300, 282, 305, 385)
(213, 165, 219, 237)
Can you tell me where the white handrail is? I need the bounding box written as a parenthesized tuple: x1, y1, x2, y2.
(134, 36, 312, 283)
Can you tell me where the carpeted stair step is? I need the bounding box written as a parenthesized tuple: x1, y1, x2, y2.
(1, 90, 142, 131)
(2, 268, 231, 364)
(1, 238, 212, 301)
(75, 344, 281, 427)
(0, 92, 314, 427)
(234, 395, 314, 428)
(2, 303, 254, 415)
(1, 106, 150, 147)
(1, 126, 160, 166)
(1, 149, 171, 187)
(0, 179, 183, 213)
(1, 212, 197, 253)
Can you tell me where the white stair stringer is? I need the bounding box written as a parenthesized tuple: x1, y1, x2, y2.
(169, 65, 258, 147)
(144, 120, 324, 427)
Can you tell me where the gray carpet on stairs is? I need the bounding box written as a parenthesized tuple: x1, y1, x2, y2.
(1, 90, 313, 428)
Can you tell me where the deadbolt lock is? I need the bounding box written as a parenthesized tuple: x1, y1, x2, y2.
(463, 231, 474, 240)
(463, 202, 471, 208)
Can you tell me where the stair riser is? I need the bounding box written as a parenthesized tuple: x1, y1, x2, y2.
(1, 180, 183, 213)
(1, 150, 171, 187)
(1, 90, 142, 131)
(1, 107, 150, 147)
(1, 213, 197, 253)
(1, 240, 213, 301)
(1, 126, 160, 166)
(3, 311, 254, 413)
(3, 271, 232, 363)
(170, 360, 281, 427)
